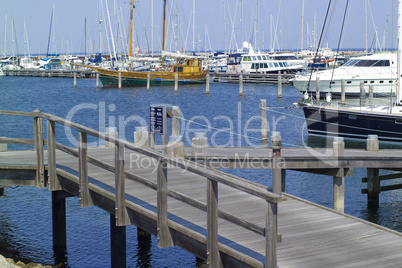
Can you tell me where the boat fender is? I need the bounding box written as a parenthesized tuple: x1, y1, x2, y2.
(182, 79, 187, 84)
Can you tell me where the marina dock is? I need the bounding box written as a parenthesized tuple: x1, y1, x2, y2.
(0, 110, 401, 267)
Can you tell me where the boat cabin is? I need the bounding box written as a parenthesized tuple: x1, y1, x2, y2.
(170, 58, 202, 73)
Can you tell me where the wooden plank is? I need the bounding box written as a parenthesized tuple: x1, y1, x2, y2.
(115, 143, 130, 226)
(34, 115, 45, 188)
(157, 160, 173, 247)
(47, 120, 60, 191)
(79, 132, 93, 207)
(207, 178, 223, 267)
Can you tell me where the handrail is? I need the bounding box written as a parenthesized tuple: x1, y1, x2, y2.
(0, 109, 281, 267)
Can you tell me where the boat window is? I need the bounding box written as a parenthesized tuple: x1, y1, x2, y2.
(380, 81, 384, 83)
(264, 63, 268, 68)
(187, 60, 190, 66)
(198, 60, 201, 66)
(245, 56, 252, 61)
(269, 63, 274, 68)
(370, 81, 374, 83)
(346, 81, 352, 84)
(364, 81, 368, 83)
(251, 63, 255, 69)
(262, 55, 267, 60)
(389, 81, 393, 83)
(348, 115, 357, 120)
(179, 59, 183, 64)
(274, 63, 279, 67)
(252, 56, 257, 61)
(279, 62, 284, 67)
(330, 81, 335, 84)
(396, 119, 402, 124)
(178, 67, 183, 72)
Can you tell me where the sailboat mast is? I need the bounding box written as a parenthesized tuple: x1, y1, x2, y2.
(162, 0, 167, 63)
(301, 0, 304, 52)
(129, 0, 134, 57)
(398, 0, 402, 104)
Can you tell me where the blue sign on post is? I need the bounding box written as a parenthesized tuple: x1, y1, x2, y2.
(150, 106, 164, 134)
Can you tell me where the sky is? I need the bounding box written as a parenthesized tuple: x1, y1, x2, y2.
(0, 0, 397, 56)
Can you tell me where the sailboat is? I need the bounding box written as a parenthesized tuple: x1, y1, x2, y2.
(88, 0, 207, 87)
(300, 0, 402, 142)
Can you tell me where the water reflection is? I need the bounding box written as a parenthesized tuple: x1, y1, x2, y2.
(135, 228, 152, 268)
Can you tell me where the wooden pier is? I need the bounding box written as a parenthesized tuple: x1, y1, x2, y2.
(211, 72, 294, 85)
(0, 110, 402, 267)
(3, 69, 95, 78)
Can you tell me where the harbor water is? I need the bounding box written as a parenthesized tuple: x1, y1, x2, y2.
(0, 76, 401, 267)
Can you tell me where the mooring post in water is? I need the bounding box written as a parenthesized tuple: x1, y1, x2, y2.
(278, 76, 282, 98)
(239, 74, 243, 96)
(271, 132, 283, 195)
(174, 73, 178, 93)
(110, 213, 126, 268)
(118, 72, 122, 89)
(74, 71, 77, 88)
(52, 191, 67, 263)
(147, 72, 150, 91)
(206, 74, 210, 95)
(333, 137, 345, 213)
(96, 72, 99, 88)
(260, 99, 267, 142)
(0, 188, 4, 197)
(341, 80, 346, 105)
(366, 135, 380, 207)
(172, 106, 180, 136)
(316, 77, 320, 101)
(360, 82, 366, 107)
(369, 85, 374, 106)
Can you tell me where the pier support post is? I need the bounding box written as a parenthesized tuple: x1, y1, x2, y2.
(110, 213, 126, 268)
(74, 71, 77, 88)
(79, 132, 93, 207)
(47, 120, 61, 191)
(167, 136, 184, 158)
(147, 72, 150, 91)
(266, 202, 278, 268)
(206, 74, 210, 95)
(33, 110, 45, 188)
(360, 82, 366, 107)
(96, 72, 99, 88)
(369, 85, 374, 106)
(174, 73, 178, 93)
(118, 72, 122, 89)
(316, 77, 320, 101)
(157, 160, 173, 247)
(278, 76, 282, 98)
(341, 80, 346, 105)
(191, 133, 208, 156)
(52, 191, 67, 264)
(239, 74, 243, 96)
(333, 137, 345, 213)
(207, 178, 223, 267)
(137, 227, 152, 266)
(271, 132, 282, 195)
(260, 99, 267, 142)
(0, 188, 4, 197)
(366, 135, 380, 206)
(134, 126, 149, 148)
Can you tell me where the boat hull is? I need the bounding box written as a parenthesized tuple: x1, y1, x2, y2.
(303, 105, 402, 142)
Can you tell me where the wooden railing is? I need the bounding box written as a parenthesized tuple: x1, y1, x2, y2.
(0, 110, 282, 267)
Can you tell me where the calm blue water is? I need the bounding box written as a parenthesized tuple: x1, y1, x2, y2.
(0, 76, 401, 267)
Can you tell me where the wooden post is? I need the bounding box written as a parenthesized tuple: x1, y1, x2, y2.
(191, 132, 208, 156)
(162, 107, 168, 155)
(34, 110, 45, 188)
(52, 191, 67, 264)
(369, 85, 374, 106)
(167, 136, 184, 158)
(96, 72, 99, 88)
(105, 127, 117, 148)
(134, 126, 149, 148)
(206, 74, 210, 95)
(260, 99, 267, 142)
(118, 72, 122, 89)
(316, 77, 320, 101)
(271, 132, 282, 195)
(157, 160, 173, 247)
(333, 137, 345, 213)
(147, 72, 150, 91)
(110, 213, 126, 268)
(47, 120, 60, 191)
(360, 82, 366, 107)
(278, 76, 282, 98)
(174, 73, 178, 93)
(366, 135, 380, 206)
(172, 106, 180, 136)
(341, 79, 346, 105)
(115, 142, 130, 226)
(150, 133, 156, 150)
(239, 74, 243, 96)
(207, 178, 223, 267)
(266, 202, 278, 268)
(74, 71, 77, 87)
(79, 132, 93, 207)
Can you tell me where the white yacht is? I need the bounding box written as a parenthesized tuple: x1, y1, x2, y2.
(240, 53, 305, 74)
(291, 52, 397, 95)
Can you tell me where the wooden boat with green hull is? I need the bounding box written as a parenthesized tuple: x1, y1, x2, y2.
(89, 58, 207, 87)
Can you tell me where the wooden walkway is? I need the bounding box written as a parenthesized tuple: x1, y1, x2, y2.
(0, 110, 401, 267)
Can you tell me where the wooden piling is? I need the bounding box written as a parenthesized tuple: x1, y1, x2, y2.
(239, 74, 243, 96)
(341, 80, 346, 105)
(360, 82, 366, 107)
(105, 127, 118, 148)
(134, 126, 149, 148)
(52, 191, 67, 263)
(207, 178, 223, 267)
(174, 73, 178, 93)
(96, 72, 99, 88)
(74, 71, 77, 88)
(33, 110, 44, 188)
(0, 188, 4, 197)
(333, 137, 345, 213)
(260, 99, 267, 142)
(366, 135, 380, 206)
(167, 136, 185, 158)
(271, 132, 282, 195)
(206, 74, 210, 95)
(118, 72, 122, 89)
(110, 213, 127, 267)
(191, 132, 208, 156)
(316, 77, 320, 101)
(172, 106, 180, 136)
(147, 72, 150, 91)
(278, 76, 282, 98)
(157, 160, 174, 247)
